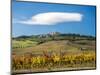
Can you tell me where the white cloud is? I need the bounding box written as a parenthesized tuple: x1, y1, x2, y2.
(17, 12, 83, 25)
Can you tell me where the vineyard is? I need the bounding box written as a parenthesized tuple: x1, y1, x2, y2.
(12, 51, 96, 73)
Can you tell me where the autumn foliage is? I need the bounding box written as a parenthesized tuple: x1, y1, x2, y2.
(12, 51, 96, 70)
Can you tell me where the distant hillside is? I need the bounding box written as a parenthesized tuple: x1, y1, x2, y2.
(12, 32, 96, 54)
(12, 32, 95, 42)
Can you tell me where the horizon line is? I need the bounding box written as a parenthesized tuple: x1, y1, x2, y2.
(12, 32, 96, 38)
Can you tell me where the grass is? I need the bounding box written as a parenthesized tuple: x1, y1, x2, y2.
(12, 40, 38, 49)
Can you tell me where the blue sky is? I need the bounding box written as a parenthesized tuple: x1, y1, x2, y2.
(12, 1, 96, 37)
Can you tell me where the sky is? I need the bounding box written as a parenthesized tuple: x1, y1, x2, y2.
(12, 0, 96, 37)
